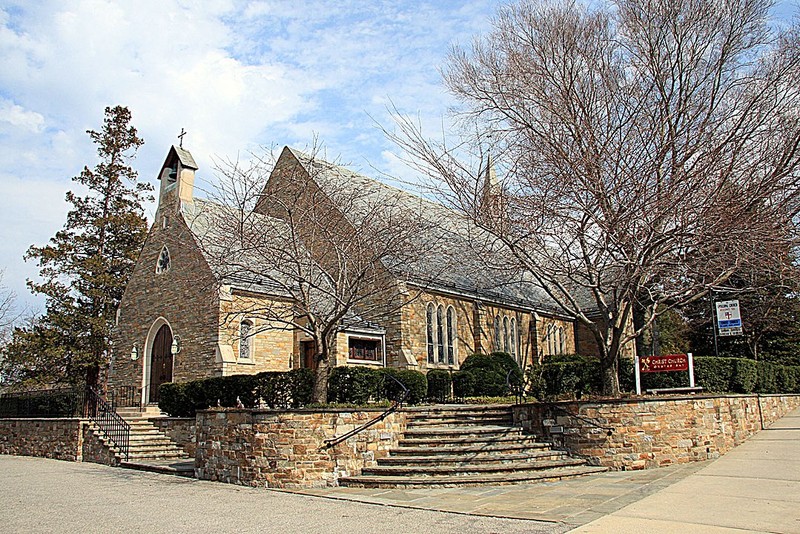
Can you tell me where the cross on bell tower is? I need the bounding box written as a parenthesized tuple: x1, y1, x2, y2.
(178, 128, 187, 148)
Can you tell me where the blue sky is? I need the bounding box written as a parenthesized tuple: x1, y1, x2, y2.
(0, 0, 797, 313)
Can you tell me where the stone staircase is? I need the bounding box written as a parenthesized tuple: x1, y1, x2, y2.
(113, 407, 192, 475)
(338, 405, 607, 488)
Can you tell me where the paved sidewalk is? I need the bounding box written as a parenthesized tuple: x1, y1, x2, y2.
(297, 407, 800, 532)
(572, 407, 800, 533)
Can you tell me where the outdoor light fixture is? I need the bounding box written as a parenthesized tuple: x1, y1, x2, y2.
(130, 344, 139, 361)
(171, 335, 182, 355)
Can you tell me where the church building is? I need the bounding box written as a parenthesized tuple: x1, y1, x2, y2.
(108, 145, 595, 406)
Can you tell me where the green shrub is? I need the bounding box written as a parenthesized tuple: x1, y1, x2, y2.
(158, 382, 192, 417)
(426, 369, 452, 402)
(327, 366, 380, 404)
(452, 370, 476, 398)
(287, 368, 314, 407)
(538, 355, 602, 398)
(378, 368, 427, 405)
(460, 352, 522, 396)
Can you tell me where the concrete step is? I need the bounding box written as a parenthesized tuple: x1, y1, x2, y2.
(377, 450, 569, 466)
(403, 425, 523, 438)
(339, 465, 609, 488)
(407, 417, 514, 427)
(120, 460, 195, 477)
(127, 451, 189, 461)
(392, 441, 552, 456)
(361, 457, 588, 478)
(399, 434, 544, 448)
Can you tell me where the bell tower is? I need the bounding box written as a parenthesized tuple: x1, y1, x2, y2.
(156, 144, 198, 215)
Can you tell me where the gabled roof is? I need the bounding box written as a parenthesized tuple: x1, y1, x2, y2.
(158, 145, 198, 180)
(281, 148, 570, 316)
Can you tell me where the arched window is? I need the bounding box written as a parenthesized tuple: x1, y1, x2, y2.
(446, 306, 456, 365)
(426, 303, 435, 364)
(239, 319, 253, 360)
(155, 245, 171, 274)
(503, 316, 510, 353)
(494, 315, 501, 351)
(558, 326, 566, 355)
(436, 305, 445, 363)
(510, 317, 517, 358)
(546, 324, 556, 355)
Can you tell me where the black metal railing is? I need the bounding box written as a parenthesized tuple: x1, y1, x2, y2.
(321, 374, 410, 450)
(506, 368, 526, 404)
(84, 388, 130, 461)
(110, 385, 139, 408)
(0, 387, 86, 418)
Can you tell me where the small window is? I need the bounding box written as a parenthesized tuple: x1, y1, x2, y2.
(239, 319, 253, 360)
(162, 215, 170, 230)
(155, 245, 171, 274)
(349, 337, 381, 362)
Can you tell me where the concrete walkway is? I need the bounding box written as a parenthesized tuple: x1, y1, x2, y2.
(2, 407, 798, 533)
(298, 406, 800, 532)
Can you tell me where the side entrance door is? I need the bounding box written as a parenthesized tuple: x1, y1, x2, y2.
(149, 324, 174, 403)
(300, 340, 318, 370)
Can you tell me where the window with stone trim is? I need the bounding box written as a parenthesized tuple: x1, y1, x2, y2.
(494, 315, 501, 351)
(348, 337, 382, 362)
(239, 319, 253, 360)
(155, 245, 171, 274)
(510, 317, 518, 358)
(436, 305, 445, 363)
(426, 303, 435, 364)
(446, 306, 456, 365)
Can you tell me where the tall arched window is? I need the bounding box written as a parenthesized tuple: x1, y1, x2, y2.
(436, 305, 445, 363)
(494, 315, 501, 351)
(558, 326, 566, 355)
(426, 303, 435, 364)
(239, 319, 253, 360)
(510, 317, 517, 358)
(446, 306, 456, 365)
(503, 316, 510, 353)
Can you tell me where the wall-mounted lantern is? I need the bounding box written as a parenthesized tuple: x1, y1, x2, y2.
(171, 335, 182, 355)
(130, 344, 139, 361)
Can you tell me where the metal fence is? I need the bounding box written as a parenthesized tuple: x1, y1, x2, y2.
(0, 387, 86, 418)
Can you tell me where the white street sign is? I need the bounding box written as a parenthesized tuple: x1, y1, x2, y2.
(716, 300, 743, 336)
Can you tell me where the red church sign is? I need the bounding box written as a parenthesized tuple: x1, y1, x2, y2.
(639, 354, 689, 373)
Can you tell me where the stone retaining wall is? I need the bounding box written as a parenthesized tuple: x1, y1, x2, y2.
(195, 408, 407, 489)
(151, 417, 197, 457)
(0, 419, 118, 465)
(513, 394, 800, 470)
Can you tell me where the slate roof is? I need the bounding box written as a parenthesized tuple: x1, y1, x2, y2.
(284, 148, 570, 316)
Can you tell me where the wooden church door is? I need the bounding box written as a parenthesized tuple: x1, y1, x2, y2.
(149, 324, 174, 403)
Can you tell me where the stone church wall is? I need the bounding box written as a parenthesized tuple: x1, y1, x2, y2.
(110, 199, 221, 399)
(0, 419, 119, 465)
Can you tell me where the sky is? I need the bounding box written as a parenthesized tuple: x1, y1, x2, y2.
(0, 0, 502, 312)
(0, 0, 797, 314)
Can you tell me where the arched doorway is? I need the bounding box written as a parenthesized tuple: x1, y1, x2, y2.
(149, 323, 174, 403)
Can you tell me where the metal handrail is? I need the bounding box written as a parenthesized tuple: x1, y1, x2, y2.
(110, 386, 139, 409)
(506, 368, 526, 404)
(542, 401, 614, 436)
(84, 387, 130, 461)
(321, 373, 410, 450)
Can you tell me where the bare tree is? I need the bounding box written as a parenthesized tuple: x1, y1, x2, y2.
(0, 271, 16, 345)
(389, 0, 800, 395)
(191, 145, 441, 403)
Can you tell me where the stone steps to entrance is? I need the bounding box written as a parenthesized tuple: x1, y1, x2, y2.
(118, 413, 190, 463)
(120, 459, 195, 477)
(339, 405, 607, 488)
(339, 465, 609, 488)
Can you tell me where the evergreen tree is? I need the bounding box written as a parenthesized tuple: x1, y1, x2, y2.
(14, 106, 151, 388)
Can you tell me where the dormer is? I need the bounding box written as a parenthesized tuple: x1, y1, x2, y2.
(157, 145, 198, 213)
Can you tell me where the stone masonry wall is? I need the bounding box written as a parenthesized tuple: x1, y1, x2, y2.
(195, 408, 407, 489)
(110, 199, 221, 401)
(151, 417, 197, 458)
(0, 419, 83, 461)
(0, 419, 118, 465)
(514, 394, 800, 470)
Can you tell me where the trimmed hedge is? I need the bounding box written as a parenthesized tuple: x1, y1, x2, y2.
(528, 355, 800, 399)
(455, 352, 522, 397)
(328, 366, 427, 405)
(254, 368, 313, 409)
(426, 369, 452, 402)
(382, 368, 427, 405)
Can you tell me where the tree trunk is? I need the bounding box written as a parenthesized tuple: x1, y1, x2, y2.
(312, 355, 330, 404)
